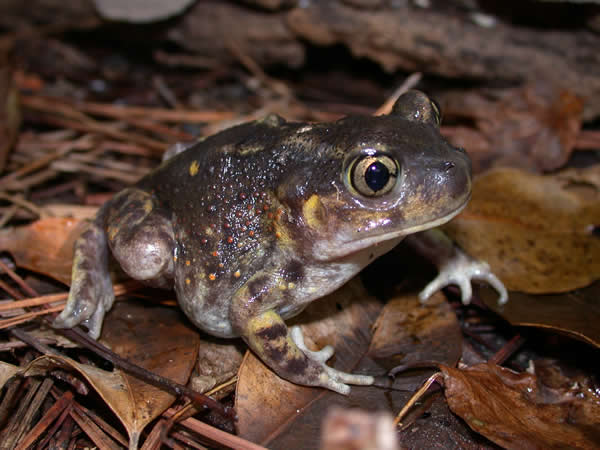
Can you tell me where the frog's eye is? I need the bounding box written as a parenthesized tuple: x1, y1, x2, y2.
(349, 154, 399, 197)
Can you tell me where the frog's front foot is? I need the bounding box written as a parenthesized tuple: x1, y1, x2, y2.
(53, 223, 114, 339)
(241, 309, 373, 395)
(290, 325, 374, 395)
(419, 249, 508, 306)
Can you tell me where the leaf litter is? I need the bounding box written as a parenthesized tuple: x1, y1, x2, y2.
(1, 10, 600, 449)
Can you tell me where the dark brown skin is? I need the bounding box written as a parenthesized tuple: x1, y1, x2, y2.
(54, 90, 472, 394)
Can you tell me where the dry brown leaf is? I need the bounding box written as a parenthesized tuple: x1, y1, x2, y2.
(0, 301, 200, 448)
(440, 363, 600, 449)
(443, 166, 600, 294)
(235, 278, 382, 446)
(0, 361, 19, 387)
(480, 282, 600, 348)
(441, 83, 583, 173)
(369, 291, 462, 368)
(98, 300, 200, 447)
(0, 217, 86, 284)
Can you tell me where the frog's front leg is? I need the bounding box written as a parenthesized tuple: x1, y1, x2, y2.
(232, 284, 373, 394)
(54, 188, 175, 338)
(53, 218, 113, 339)
(406, 229, 508, 305)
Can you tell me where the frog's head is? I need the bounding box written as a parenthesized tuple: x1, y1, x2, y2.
(280, 90, 471, 261)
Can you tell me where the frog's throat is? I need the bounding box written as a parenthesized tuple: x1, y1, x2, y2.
(318, 196, 469, 260)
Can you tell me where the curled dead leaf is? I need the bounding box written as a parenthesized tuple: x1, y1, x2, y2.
(440, 362, 600, 449)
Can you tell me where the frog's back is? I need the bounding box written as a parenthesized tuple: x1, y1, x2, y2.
(135, 118, 316, 336)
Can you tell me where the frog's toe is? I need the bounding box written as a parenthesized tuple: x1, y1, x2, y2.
(53, 269, 113, 338)
(81, 302, 107, 339)
(419, 251, 508, 306)
(291, 325, 374, 394)
(290, 326, 334, 362)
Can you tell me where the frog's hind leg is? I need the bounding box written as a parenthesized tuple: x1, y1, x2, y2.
(54, 188, 175, 339)
(103, 189, 175, 290)
(239, 309, 373, 395)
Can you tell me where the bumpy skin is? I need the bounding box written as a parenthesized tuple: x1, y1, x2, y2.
(55, 91, 478, 394)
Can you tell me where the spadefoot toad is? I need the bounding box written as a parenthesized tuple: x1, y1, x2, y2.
(54, 90, 506, 394)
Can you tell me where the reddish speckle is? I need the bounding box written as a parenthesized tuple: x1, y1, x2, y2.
(247, 205, 253, 211)
(209, 273, 216, 281)
(249, 230, 255, 237)
(245, 220, 251, 226)
(227, 236, 234, 243)
(218, 263, 224, 268)
(263, 205, 269, 211)
(267, 212, 273, 219)
(239, 193, 247, 200)
(236, 211, 242, 217)
(212, 251, 219, 257)
(201, 238, 208, 244)
(224, 223, 231, 229)
(210, 223, 217, 229)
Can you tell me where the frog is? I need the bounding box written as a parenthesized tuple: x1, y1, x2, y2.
(53, 90, 507, 395)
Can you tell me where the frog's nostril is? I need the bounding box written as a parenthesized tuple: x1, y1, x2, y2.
(443, 161, 455, 172)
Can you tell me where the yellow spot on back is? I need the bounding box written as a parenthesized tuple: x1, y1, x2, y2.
(185, 278, 191, 285)
(234, 270, 241, 278)
(186, 260, 191, 266)
(288, 282, 296, 289)
(209, 273, 216, 281)
(143, 199, 153, 213)
(189, 160, 200, 176)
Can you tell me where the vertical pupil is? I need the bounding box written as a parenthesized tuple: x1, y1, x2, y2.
(365, 161, 389, 192)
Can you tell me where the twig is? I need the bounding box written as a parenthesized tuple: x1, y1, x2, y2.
(393, 372, 444, 427)
(14, 390, 74, 450)
(22, 93, 234, 124)
(0, 259, 38, 297)
(488, 334, 526, 366)
(69, 408, 121, 450)
(0, 193, 46, 219)
(58, 326, 234, 420)
(0, 304, 65, 330)
(164, 408, 266, 450)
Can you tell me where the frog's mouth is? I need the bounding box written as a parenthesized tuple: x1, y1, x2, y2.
(314, 196, 469, 261)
